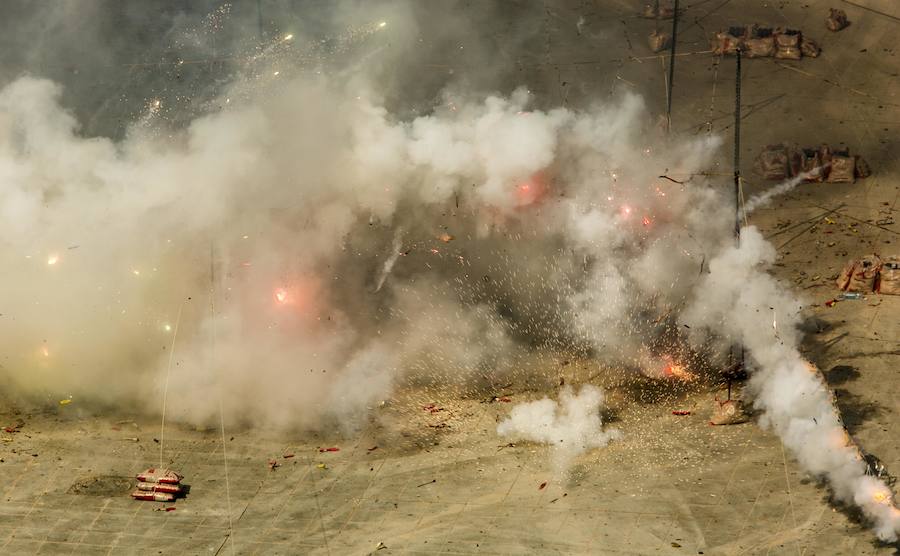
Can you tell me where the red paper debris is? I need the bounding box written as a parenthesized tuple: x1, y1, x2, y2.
(825, 299, 837, 307)
(165, 507, 177, 512)
(318, 447, 340, 453)
(367, 446, 378, 452)
(672, 410, 691, 416)
(539, 481, 547, 490)
(283, 454, 295, 458)
(268, 459, 280, 470)
(3, 427, 17, 433)
(498, 397, 512, 403)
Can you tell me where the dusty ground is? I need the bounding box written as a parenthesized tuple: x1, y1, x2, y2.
(1, 0, 899, 554)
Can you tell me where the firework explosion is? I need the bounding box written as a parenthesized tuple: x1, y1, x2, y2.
(0, 2, 896, 542)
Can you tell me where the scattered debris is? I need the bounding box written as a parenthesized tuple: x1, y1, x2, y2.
(416, 479, 436, 487)
(153, 506, 177, 512)
(59, 399, 72, 406)
(826, 8, 850, 32)
(437, 233, 454, 243)
(318, 447, 340, 453)
(422, 403, 444, 413)
(539, 481, 548, 490)
(283, 453, 295, 458)
(672, 410, 692, 416)
(375, 541, 388, 551)
(367, 446, 378, 452)
(268, 459, 280, 470)
(316, 463, 328, 469)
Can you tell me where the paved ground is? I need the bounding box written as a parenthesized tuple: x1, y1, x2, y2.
(1, 1, 899, 554)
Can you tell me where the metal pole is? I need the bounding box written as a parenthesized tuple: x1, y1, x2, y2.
(733, 47, 742, 240)
(665, 0, 679, 132)
(730, 48, 744, 397)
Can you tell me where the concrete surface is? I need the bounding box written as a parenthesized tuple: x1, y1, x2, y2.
(1, 0, 899, 554)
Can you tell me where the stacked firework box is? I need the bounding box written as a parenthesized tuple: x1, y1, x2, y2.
(131, 468, 183, 502)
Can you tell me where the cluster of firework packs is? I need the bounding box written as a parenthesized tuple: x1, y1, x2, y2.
(131, 468, 184, 502)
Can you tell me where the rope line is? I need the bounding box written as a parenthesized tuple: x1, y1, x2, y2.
(158, 302, 184, 469)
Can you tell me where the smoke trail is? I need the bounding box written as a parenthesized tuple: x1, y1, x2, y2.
(682, 227, 900, 541)
(743, 168, 822, 214)
(374, 227, 403, 292)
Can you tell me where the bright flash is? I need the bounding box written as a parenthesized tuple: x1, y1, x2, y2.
(273, 71, 280, 76)
(132, 269, 140, 276)
(41, 346, 50, 357)
(283, 33, 294, 41)
(873, 491, 890, 504)
(378, 21, 387, 28)
(163, 324, 172, 332)
(274, 288, 288, 304)
(642, 216, 652, 227)
(47, 254, 59, 265)
(664, 363, 697, 381)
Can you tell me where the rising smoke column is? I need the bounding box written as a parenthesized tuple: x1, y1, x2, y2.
(682, 228, 900, 541)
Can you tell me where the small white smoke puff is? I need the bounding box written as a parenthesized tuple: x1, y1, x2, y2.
(497, 385, 621, 468)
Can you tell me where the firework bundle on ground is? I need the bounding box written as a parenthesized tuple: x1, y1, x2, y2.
(826, 9, 850, 32)
(837, 255, 900, 295)
(713, 25, 820, 59)
(131, 468, 184, 502)
(754, 143, 870, 182)
(641, 2, 675, 20)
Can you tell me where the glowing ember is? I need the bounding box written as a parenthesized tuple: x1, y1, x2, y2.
(620, 205, 632, 218)
(283, 33, 294, 41)
(642, 216, 652, 227)
(274, 288, 288, 304)
(663, 360, 697, 382)
(873, 491, 890, 504)
(41, 345, 49, 357)
(514, 173, 547, 206)
(47, 254, 59, 265)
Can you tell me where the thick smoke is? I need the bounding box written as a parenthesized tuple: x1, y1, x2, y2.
(0, 1, 897, 541)
(497, 385, 621, 470)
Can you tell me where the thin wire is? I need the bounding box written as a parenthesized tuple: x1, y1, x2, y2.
(159, 302, 184, 469)
(210, 245, 236, 556)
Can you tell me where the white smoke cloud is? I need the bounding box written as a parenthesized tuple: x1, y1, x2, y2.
(497, 385, 621, 469)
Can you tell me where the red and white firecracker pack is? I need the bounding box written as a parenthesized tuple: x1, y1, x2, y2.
(136, 468, 183, 485)
(131, 490, 175, 502)
(136, 482, 181, 494)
